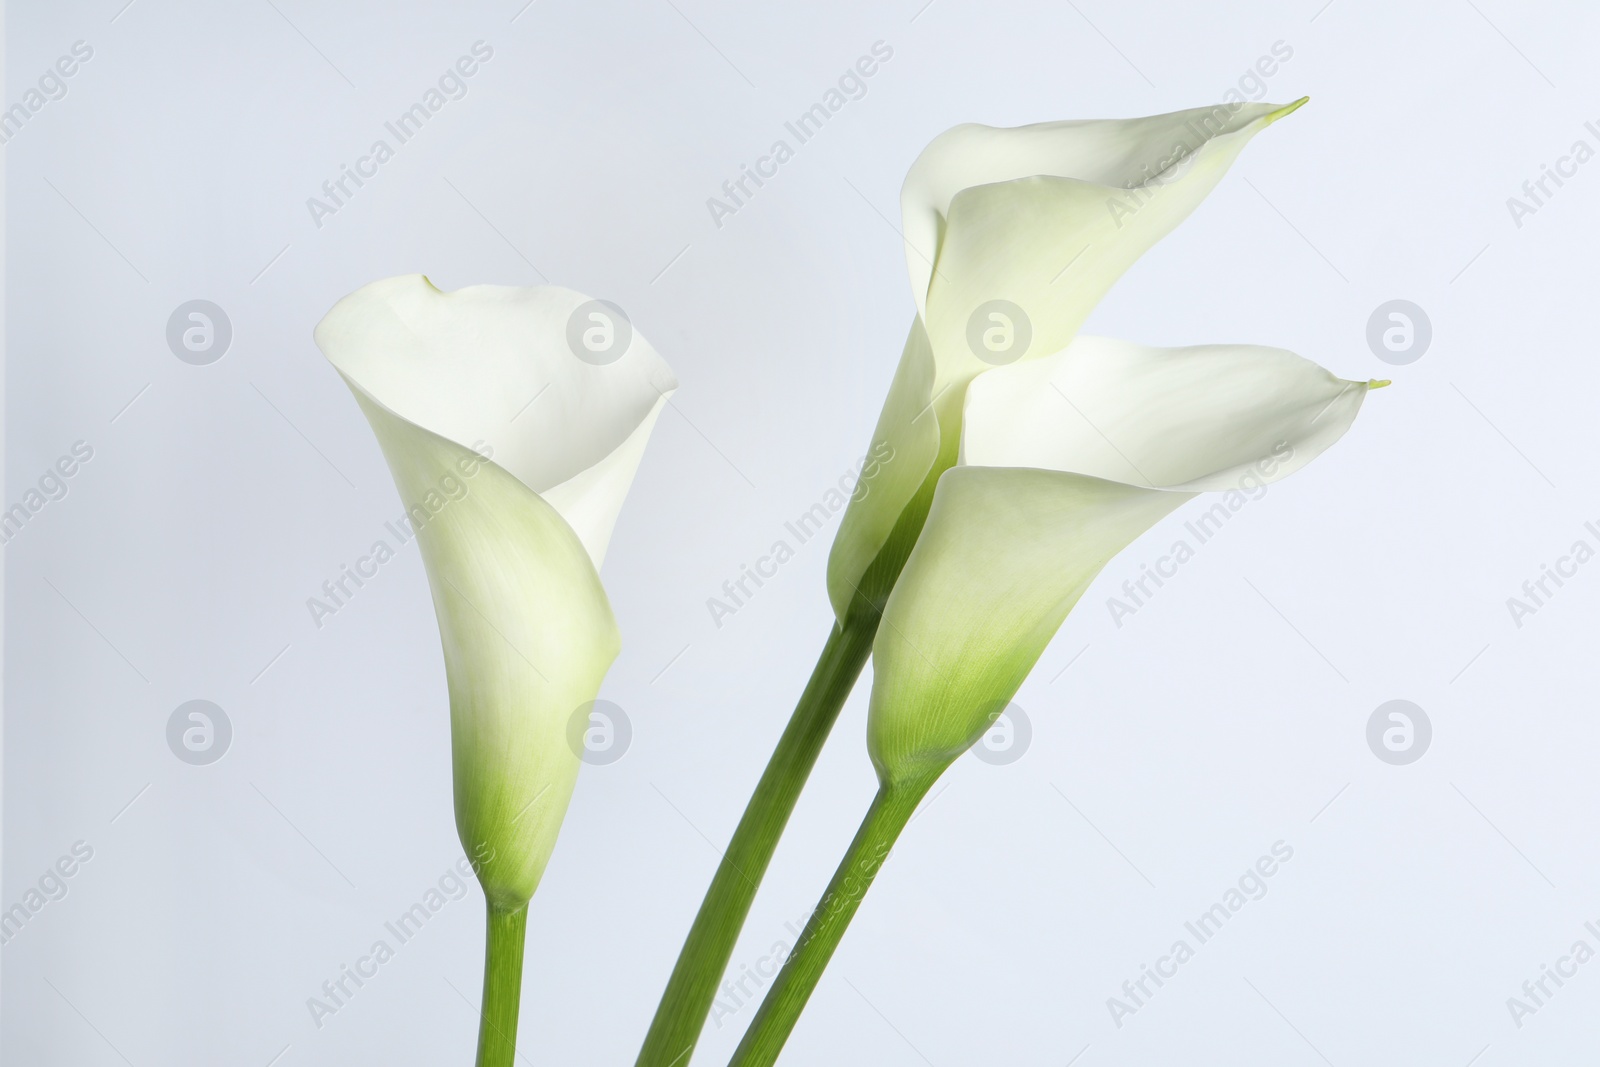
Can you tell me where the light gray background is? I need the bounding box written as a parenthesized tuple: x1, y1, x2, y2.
(5, 0, 1598, 1063)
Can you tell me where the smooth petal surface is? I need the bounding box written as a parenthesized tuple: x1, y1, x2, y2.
(827, 104, 1299, 620)
(962, 336, 1373, 489)
(868, 339, 1372, 785)
(349, 392, 618, 905)
(824, 318, 943, 619)
(901, 101, 1295, 335)
(867, 467, 1187, 784)
(316, 276, 674, 905)
(315, 274, 676, 567)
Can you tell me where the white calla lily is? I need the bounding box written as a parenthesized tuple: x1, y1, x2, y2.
(868, 336, 1376, 783)
(316, 275, 674, 1067)
(828, 100, 1306, 621)
(729, 338, 1378, 1066)
(658, 103, 1350, 1067)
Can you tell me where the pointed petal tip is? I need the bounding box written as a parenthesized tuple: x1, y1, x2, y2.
(1368, 378, 1391, 390)
(1266, 97, 1310, 125)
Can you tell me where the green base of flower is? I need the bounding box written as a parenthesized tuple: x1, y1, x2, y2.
(635, 618, 877, 1066)
(475, 903, 529, 1067)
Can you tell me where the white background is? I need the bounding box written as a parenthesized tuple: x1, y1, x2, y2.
(6, 0, 1600, 1064)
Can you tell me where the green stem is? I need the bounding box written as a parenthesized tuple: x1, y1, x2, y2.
(475, 902, 529, 1067)
(635, 618, 877, 1066)
(639, 419, 952, 1065)
(728, 780, 934, 1067)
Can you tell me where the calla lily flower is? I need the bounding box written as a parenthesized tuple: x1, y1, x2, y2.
(314, 275, 674, 1066)
(868, 336, 1376, 783)
(828, 99, 1307, 620)
(643, 101, 1318, 1066)
(731, 338, 1379, 1066)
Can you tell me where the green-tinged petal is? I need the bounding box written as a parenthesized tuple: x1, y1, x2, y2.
(867, 468, 1187, 785)
(869, 337, 1371, 785)
(316, 276, 674, 908)
(315, 274, 676, 568)
(919, 103, 1292, 388)
(900, 101, 1293, 339)
(350, 389, 618, 906)
(827, 104, 1299, 621)
(824, 318, 943, 619)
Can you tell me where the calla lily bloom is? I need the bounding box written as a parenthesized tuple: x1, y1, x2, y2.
(315, 275, 674, 1067)
(869, 336, 1376, 781)
(732, 338, 1379, 1065)
(641, 101, 1313, 1066)
(829, 99, 1307, 620)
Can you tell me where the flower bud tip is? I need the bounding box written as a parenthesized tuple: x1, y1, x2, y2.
(1266, 97, 1310, 124)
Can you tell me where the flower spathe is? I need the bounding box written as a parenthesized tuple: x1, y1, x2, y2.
(827, 99, 1308, 621)
(866, 335, 1377, 785)
(315, 275, 675, 905)
(717, 100, 1380, 1066)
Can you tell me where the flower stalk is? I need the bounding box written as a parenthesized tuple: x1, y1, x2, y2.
(476, 904, 529, 1067)
(637, 420, 956, 1064)
(727, 777, 936, 1067)
(644, 100, 1351, 1061)
(635, 617, 876, 1066)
